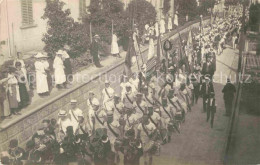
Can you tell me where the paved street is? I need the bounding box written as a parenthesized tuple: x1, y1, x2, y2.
(147, 46, 239, 165)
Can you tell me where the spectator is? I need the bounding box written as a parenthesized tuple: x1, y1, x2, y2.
(53, 50, 66, 89)
(34, 52, 49, 96)
(90, 35, 103, 68)
(7, 67, 21, 116)
(62, 46, 73, 85)
(15, 62, 30, 109)
(222, 78, 236, 116)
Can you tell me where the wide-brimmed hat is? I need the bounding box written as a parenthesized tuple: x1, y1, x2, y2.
(71, 99, 77, 104)
(94, 34, 100, 38)
(35, 52, 48, 58)
(56, 50, 64, 55)
(58, 110, 67, 117)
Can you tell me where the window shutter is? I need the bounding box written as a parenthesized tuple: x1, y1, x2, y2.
(21, 0, 33, 26)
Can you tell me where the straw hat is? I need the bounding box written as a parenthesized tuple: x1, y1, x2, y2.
(35, 52, 47, 58)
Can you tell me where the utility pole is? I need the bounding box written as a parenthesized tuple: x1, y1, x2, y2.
(238, 0, 246, 72)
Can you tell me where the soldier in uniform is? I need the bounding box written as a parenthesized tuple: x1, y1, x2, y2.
(207, 92, 216, 128)
(102, 80, 115, 108)
(137, 113, 157, 165)
(122, 82, 136, 108)
(68, 99, 83, 134)
(88, 98, 107, 133)
(133, 93, 148, 119)
(57, 110, 73, 142)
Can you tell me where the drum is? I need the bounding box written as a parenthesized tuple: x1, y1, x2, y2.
(107, 111, 114, 124)
(175, 111, 183, 121)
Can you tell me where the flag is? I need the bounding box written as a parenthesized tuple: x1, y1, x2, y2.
(124, 37, 136, 76)
(156, 34, 164, 69)
(178, 33, 191, 74)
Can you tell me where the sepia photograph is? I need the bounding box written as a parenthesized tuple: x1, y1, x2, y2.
(0, 0, 259, 164)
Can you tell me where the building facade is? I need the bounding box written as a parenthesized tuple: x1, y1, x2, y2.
(0, 0, 172, 63)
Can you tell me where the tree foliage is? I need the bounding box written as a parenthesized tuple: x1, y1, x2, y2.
(126, 0, 157, 36)
(163, 0, 171, 16)
(199, 0, 216, 15)
(42, 0, 90, 58)
(175, 0, 199, 19)
(86, 0, 126, 43)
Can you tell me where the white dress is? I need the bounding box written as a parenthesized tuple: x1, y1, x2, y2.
(147, 37, 154, 60)
(168, 18, 173, 30)
(53, 56, 66, 85)
(155, 22, 159, 37)
(174, 14, 179, 26)
(160, 19, 166, 34)
(35, 61, 49, 94)
(111, 34, 119, 55)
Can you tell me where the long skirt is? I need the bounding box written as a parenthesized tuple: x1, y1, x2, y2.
(18, 83, 29, 108)
(7, 85, 19, 109)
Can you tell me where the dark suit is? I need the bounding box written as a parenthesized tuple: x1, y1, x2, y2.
(222, 83, 236, 116)
(202, 62, 214, 79)
(90, 41, 102, 67)
(201, 82, 214, 112)
(207, 98, 216, 128)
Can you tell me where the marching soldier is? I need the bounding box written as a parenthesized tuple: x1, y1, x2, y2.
(190, 73, 200, 105)
(88, 98, 107, 133)
(102, 80, 115, 107)
(201, 75, 214, 113)
(57, 110, 73, 142)
(202, 55, 214, 79)
(124, 104, 140, 137)
(137, 113, 157, 165)
(122, 82, 136, 108)
(68, 99, 83, 134)
(207, 92, 216, 128)
(179, 83, 191, 112)
(143, 86, 155, 108)
(161, 97, 176, 143)
(133, 93, 148, 119)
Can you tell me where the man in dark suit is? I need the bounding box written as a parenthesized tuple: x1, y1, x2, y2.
(90, 35, 103, 68)
(202, 58, 214, 79)
(201, 75, 214, 113)
(222, 78, 236, 116)
(207, 92, 216, 128)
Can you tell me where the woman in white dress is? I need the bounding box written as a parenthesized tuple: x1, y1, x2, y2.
(154, 21, 159, 37)
(174, 13, 179, 26)
(160, 19, 166, 35)
(111, 33, 120, 57)
(53, 50, 66, 89)
(147, 26, 155, 60)
(168, 16, 173, 32)
(34, 52, 49, 96)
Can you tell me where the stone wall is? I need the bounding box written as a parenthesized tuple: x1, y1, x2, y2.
(0, 18, 210, 151)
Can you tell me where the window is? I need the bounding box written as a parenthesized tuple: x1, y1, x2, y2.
(79, 0, 86, 17)
(21, 0, 34, 26)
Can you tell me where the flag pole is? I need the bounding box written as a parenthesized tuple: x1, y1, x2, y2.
(90, 21, 92, 43)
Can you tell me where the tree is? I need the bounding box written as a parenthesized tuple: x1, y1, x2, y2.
(199, 0, 216, 15)
(163, 0, 171, 16)
(176, 0, 198, 19)
(42, 0, 74, 57)
(86, 0, 126, 43)
(42, 0, 90, 58)
(126, 0, 157, 36)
